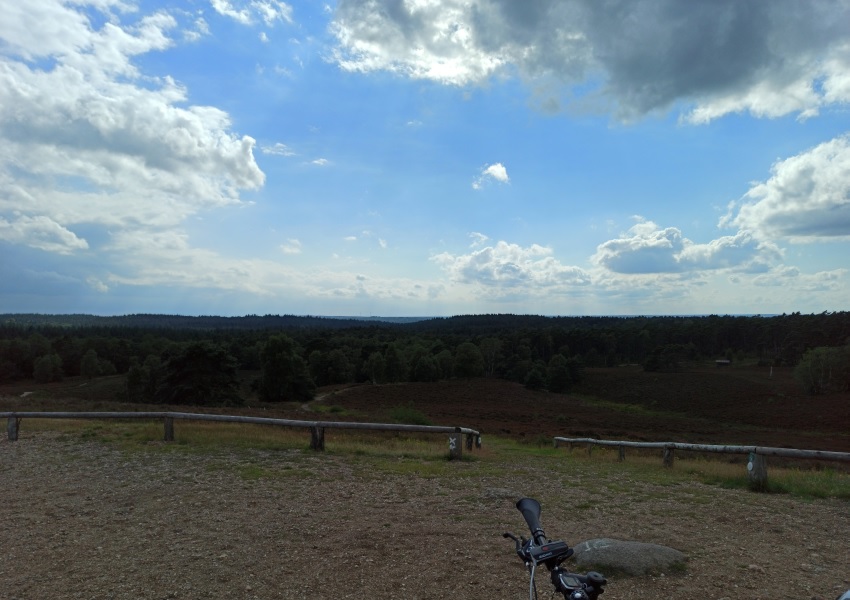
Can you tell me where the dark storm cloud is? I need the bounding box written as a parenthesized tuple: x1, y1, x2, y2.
(332, 0, 850, 120)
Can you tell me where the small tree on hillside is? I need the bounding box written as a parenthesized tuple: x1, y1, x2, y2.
(411, 353, 439, 382)
(259, 335, 315, 402)
(80, 349, 100, 379)
(383, 344, 406, 383)
(524, 364, 546, 391)
(546, 354, 572, 393)
(435, 349, 454, 380)
(33, 353, 63, 383)
(479, 337, 502, 376)
(794, 346, 850, 395)
(365, 351, 385, 384)
(454, 342, 484, 378)
(156, 342, 241, 406)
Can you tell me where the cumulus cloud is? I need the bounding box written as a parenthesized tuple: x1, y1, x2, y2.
(87, 277, 109, 293)
(261, 142, 296, 156)
(311, 158, 330, 166)
(472, 162, 509, 190)
(432, 239, 590, 290)
(0, 0, 264, 267)
(751, 266, 847, 292)
(330, 0, 850, 122)
(280, 239, 302, 254)
(721, 135, 850, 242)
(593, 218, 781, 274)
(211, 0, 293, 26)
(184, 17, 211, 42)
(0, 215, 89, 255)
(469, 232, 489, 247)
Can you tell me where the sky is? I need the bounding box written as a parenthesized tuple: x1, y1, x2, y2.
(1, 0, 850, 317)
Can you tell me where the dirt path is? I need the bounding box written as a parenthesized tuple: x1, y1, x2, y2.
(2, 432, 849, 599)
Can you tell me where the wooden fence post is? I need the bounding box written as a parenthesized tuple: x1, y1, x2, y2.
(747, 452, 768, 492)
(465, 433, 474, 451)
(7, 416, 20, 441)
(310, 426, 325, 451)
(163, 417, 174, 442)
(662, 446, 675, 467)
(618, 444, 625, 462)
(448, 432, 462, 460)
(587, 442, 594, 457)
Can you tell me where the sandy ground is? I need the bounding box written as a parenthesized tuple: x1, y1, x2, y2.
(1, 431, 849, 600)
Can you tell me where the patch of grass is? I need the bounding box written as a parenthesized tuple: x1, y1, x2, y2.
(767, 467, 850, 499)
(311, 404, 350, 415)
(387, 404, 433, 426)
(518, 433, 555, 448)
(555, 446, 850, 500)
(573, 395, 677, 418)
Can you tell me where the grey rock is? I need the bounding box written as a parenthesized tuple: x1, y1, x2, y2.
(572, 538, 687, 577)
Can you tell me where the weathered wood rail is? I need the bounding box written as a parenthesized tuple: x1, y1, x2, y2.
(554, 436, 850, 491)
(2, 412, 481, 459)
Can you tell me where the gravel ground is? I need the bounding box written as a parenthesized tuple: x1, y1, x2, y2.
(1, 432, 848, 600)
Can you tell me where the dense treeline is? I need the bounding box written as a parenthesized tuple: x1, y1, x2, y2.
(2, 312, 849, 404)
(0, 313, 423, 330)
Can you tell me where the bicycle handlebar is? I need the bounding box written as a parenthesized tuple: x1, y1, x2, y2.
(505, 498, 607, 600)
(516, 497, 547, 545)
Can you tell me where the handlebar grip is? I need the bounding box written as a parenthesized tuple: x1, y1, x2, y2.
(516, 498, 546, 544)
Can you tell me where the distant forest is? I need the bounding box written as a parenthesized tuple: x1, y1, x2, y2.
(2, 312, 849, 404)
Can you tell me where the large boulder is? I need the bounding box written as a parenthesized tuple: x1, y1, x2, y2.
(572, 538, 687, 577)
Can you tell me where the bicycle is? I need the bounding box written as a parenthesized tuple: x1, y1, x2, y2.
(504, 497, 607, 600)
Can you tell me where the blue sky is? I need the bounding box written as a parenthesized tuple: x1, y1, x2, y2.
(2, 0, 850, 317)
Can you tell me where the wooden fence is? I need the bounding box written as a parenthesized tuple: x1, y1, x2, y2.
(554, 436, 850, 491)
(2, 412, 481, 459)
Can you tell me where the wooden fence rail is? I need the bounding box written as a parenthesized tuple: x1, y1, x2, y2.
(2, 412, 481, 459)
(553, 436, 850, 491)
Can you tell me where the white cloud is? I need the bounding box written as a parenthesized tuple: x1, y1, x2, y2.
(0, 1, 264, 282)
(344, 236, 357, 242)
(312, 158, 330, 166)
(261, 142, 296, 156)
(472, 162, 509, 190)
(330, 0, 850, 122)
(256, 1, 293, 25)
(332, 0, 506, 86)
(469, 232, 489, 247)
(593, 218, 781, 274)
(184, 17, 211, 42)
(0, 215, 89, 255)
(211, 0, 252, 24)
(752, 267, 847, 292)
(721, 135, 850, 242)
(280, 239, 302, 254)
(378, 238, 387, 249)
(87, 277, 109, 293)
(211, 0, 293, 26)
(432, 239, 590, 291)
